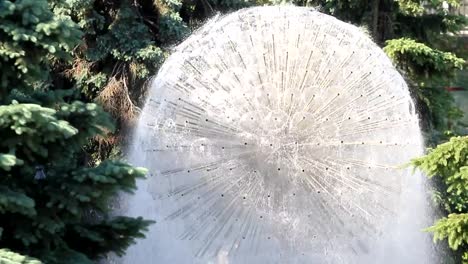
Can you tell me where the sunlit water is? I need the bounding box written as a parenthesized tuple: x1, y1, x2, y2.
(115, 6, 435, 263)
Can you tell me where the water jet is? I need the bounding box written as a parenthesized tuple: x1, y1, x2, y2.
(117, 6, 435, 263)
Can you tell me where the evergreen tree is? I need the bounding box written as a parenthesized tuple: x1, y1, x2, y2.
(308, 0, 467, 137)
(411, 136, 468, 263)
(56, 0, 466, 143)
(303, 2, 468, 260)
(49, 0, 177, 159)
(0, 0, 152, 263)
(2, 0, 462, 262)
(48, 0, 256, 159)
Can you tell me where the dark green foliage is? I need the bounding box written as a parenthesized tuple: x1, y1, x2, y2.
(384, 38, 465, 131)
(0, 99, 153, 262)
(85, 3, 164, 75)
(1, 0, 465, 262)
(376, 0, 468, 260)
(157, 0, 190, 42)
(384, 38, 464, 79)
(309, 0, 466, 133)
(308, 0, 371, 25)
(412, 136, 468, 212)
(51, 0, 261, 153)
(426, 214, 468, 263)
(394, 14, 468, 42)
(0, 0, 153, 262)
(209, 0, 254, 10)
(411, 136, 468, 262)
(66, 216, 151, 258)
(50, 1, 167, 129)
(0, 0, 82, 100)
(42, 2, 466, 262)
(416, 85, 463, 134)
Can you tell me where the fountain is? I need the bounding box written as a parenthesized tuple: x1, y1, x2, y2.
(117, 6, 435, 263)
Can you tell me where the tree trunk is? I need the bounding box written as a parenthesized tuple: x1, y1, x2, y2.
(372, 0, 380, 42)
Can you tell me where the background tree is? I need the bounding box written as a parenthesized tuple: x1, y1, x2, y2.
(54, 0, 466, 148)
(278, 0, 468, 260)
(47, 0, 467, 260)
(307, 0, 467, 138)
(411, 136, 468, 263)
(47, 0, 257, 162)
(1, 0, 466, 262)
(0, 0, 152, 263)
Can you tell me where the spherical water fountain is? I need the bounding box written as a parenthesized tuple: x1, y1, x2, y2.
(118, 6, 435, 263)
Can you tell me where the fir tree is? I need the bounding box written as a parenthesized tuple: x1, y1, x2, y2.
(2, 0, 463, 262)
(0, 0, 152, 263)
(308, 0, 467, 136)
(411, 136, 468, 263)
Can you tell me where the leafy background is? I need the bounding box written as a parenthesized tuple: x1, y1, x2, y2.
(0, 0, 467, 263)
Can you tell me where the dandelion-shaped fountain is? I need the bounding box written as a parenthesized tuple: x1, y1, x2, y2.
(119, 6, 434, 263)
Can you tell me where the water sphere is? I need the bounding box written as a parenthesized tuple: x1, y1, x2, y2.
(119, 6, 434, 263)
